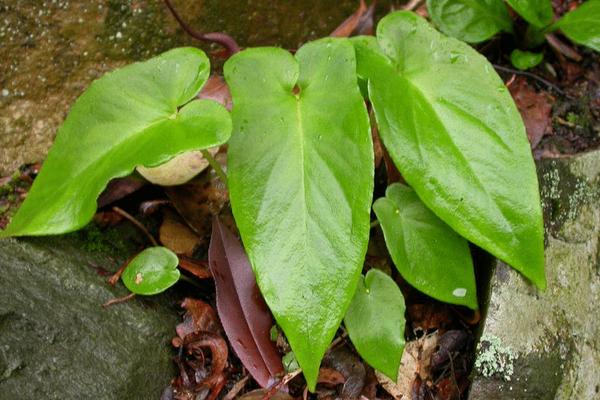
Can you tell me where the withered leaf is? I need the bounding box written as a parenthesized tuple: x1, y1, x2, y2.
(159, 210, 202, 256)
(508, 77, 554, 149)
(199, 75, 233, 111)
(208, 218, 284, 388)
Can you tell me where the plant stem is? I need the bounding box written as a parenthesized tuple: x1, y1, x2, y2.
(201, 149, 228, 185)
(493, 64, 566, 96)
(163, 0, 240, 55)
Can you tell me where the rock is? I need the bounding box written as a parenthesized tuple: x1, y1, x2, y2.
(0, 232, 179, 399)
(469, 150, 600, 400)
(0, 0, 360, 175)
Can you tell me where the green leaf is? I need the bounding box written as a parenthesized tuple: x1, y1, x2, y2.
(352, 12, 545, 289)
(510, 49, 544, 70)
(552, 0, 600, 52)
(344, 269, 406, 381)
(373, 184, 477, 309)
(427, 0, 513, 43)
(224, 38, 373, 390)
(505, 0, 553, 28)
(122, 247, 180, 295)
(0, 48, 231, 238)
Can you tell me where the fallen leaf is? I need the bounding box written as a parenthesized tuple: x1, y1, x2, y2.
(322, 346, 366, 399)
(97, 176, 146, 208)
(159, 210, 202, 256)
(165, 159, 229, 241)
(430, 330, 469, 370)
(209, 218, 284, 388)
(508, 77, 554, 149)
(317, 367, 346, 386)
(330, 0, 376, 37)
(178, 256, 212, 280)
(198, 75, 232, 110)
(377, 332, 439, 400)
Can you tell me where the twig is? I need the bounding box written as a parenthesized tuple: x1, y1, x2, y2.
(403, 0, 424, 11)
(223, 375, 249, 400)
(493, 64, 566, 96)
(102, 293, 136, 308)
(545, 33, 582, 62)
(201, 149, 228, 185)
(107, 253, 137, 286)
(163, 0, 240, 55)
(112, 206, 158, 246)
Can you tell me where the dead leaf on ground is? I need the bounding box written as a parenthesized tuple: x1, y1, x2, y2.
(167, 299, 228, 400)
(198, 75, 232, 110)
(178, 256, 212, 280)
(97, 176, 146, 208)
(330, 0, 376, 37)
(377, 332, 439, 400)
(236, 389, 293, 400)
(165, 157, 229, 242)
(407, 303, 453, 333)
(160, 209, 202, 257)
(321, 345, 366, 399)
(209, 218, 284, 388)
(508, 77, 555, 149)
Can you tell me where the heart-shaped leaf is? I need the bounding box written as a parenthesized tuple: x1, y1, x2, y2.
(552, 0, 600, 52)
(505, 0, 553, 28)
(121, 247, 180, 295)
(209, 218, 284, 388)
(344, 269, 406, 381)
(427, 0, 513, 43)
(373, 184, 477, 309)
(1, 48, 231, 238)
(352, 12, 545, 289)
(224, 38, 373, 390)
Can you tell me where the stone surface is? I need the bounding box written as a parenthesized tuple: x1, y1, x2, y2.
(469, 150, 600, 400)
(0, 232, 179, 399)
(0, 0, 361, 175)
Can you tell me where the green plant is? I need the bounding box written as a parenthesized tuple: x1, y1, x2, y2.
(428, 0, 600, 69)
(0, 11, 545, 390)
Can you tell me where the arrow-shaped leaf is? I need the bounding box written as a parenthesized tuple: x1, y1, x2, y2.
(352, 12, 545, 289)
(552, 0, 600, 52)
(224, 38, 374, 390)
(208, 218, 284, 388)
(505, 0, 553, 28)
(374, 183, 477, 309)
(344, 269, 406, 381)
(1, 47, 231, 237)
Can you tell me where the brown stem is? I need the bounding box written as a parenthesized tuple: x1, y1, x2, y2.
(493, 64, 566, 96)
(112, 206, 158, 246)
(102, 293, 136, 308)
(163, 0, 240, 55)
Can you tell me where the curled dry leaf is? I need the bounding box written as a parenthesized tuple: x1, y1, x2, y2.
(377, 332, 439, 400)
(321, 346, 366, 399)
(178, 256, 212, 280)
(330, 0, 376, 37)
(209, 218, 284, 388)
(175, 298, 221, 341)
(508, 77, 554, 149)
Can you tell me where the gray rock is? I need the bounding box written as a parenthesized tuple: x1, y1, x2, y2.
(469, 150, 600, 400)
(0, 233, 179, 399)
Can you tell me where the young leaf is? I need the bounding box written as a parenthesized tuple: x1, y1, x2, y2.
(0, 48, 231, 238)
(352, 12, 545, 289)
(224, 38, 373, 390)
(344, 269, 406, 381)
(121, 247, 180, 295)
(208, 218, 284, 388)
(510, 49, 544, 70)
(552, 0, 600, 52)
(373, 184, 477, 309)
(427, 0, 513, 43)
(505, 0, 553, 28)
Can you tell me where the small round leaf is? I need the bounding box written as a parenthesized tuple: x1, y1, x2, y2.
(122, 247, 180, 295)
(510, 49, 544, 70)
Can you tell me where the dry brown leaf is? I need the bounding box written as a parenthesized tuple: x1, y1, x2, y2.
(376, 332, 439, 400)
(159, 210, 202, 256)
(508, 77, 554, 149)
